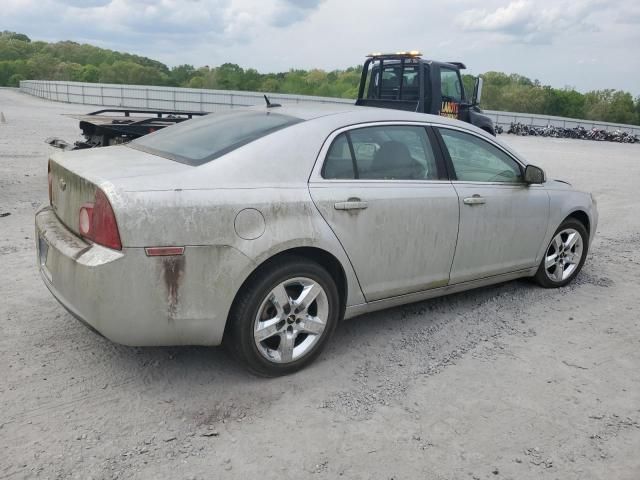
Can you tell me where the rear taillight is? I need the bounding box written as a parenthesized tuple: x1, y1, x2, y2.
(78, 189, 122, 250)
(48, 161, 53, 205)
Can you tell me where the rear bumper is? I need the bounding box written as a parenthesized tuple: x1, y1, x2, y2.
(35, 206, 252, 346)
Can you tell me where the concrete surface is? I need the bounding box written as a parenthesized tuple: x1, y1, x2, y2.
(1, 89, 639, 479)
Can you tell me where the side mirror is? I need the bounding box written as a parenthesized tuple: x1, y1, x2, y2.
(472, 76, 483, 105)
(524, 164, 546, 184)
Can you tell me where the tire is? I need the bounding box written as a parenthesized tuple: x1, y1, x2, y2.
(534, 218, 589, 288)
(225, 256, 340, 377)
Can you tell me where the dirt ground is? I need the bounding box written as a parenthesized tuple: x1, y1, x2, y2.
(1, 88, 639, 480)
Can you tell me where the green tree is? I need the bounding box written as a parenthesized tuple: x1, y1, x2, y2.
(1, 31, 638, 126)
(1, 31, 31, 42)
(187, 76, 205, 88)
(26, 53, 58, 79)
(8, 73, 25, 86)
(242, 68, 261, 91)
(213, 63, 244, 90)
(81, 64, 100, 83)
(583, 90, 624, 122)
(169, 64, 196, 86)
(607, 91, 636, 124)
(258, 77, 280, 93)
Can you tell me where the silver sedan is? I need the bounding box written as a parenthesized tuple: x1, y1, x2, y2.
(36, 105, 598, 376)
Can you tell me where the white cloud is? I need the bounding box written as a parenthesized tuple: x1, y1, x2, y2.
(615, 3, 640, 24)
(455, 0, 604, 43)
(457, 0, 533, 33)
(2, 0, 325, 45)
(1, 0, 639, 94)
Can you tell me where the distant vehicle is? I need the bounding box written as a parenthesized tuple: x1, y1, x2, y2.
(356, 51, 496, 134)
(48, 109, 206, 150)
(37, 104, 597, 375)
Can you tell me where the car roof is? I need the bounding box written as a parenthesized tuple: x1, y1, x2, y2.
(246, 103, 461, 127)
(89, 103, 525, 192)
(244, 103, 524, 162)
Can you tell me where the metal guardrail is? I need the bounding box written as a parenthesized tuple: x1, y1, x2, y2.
(19, 80, 352, 113)
(19, 80, 640, 135)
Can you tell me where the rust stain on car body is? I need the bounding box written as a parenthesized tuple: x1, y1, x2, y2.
(163, 256, 185, 319)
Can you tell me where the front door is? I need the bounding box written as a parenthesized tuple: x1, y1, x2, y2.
(436, 127, 550, 284)
(438, 66, 464, 121)
(309, 124, 460, 301)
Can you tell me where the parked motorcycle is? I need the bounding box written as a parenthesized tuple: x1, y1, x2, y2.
(500, 122, 638, 143)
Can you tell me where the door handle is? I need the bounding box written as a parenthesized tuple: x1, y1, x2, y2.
(463, 195, 486, 205)
(334, 199, 368, 211)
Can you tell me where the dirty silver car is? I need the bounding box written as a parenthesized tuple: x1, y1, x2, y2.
(36, 105, 598, 375)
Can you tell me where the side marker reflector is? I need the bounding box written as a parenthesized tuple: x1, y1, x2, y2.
(145, 246, 185, 256)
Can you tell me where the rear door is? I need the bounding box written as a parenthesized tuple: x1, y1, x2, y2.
(309, 123, 460, 301)
(435, 127, 549, 284)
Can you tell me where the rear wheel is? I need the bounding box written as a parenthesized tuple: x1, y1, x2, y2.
(534, 219, 588, 288)
(226, 256, 340, 376)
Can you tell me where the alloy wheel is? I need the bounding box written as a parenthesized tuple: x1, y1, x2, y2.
(544, 228, 584, 282)
(253, 277, 329, 364)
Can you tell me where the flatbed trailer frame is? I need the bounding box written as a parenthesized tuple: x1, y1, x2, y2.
(61, 108, 207, 149)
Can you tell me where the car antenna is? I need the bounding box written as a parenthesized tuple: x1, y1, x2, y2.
(264, 95, 281, 108)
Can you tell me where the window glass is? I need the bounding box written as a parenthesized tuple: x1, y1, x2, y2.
(130, 110, 302, 166)
(323, 125, 440, 180)
(440, 68, 462, 102)
(323, 134, 354, 179)
(367, 63, 420, 101)
(439, 128, 523, 183)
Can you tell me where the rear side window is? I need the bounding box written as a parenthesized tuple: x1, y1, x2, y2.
(367, 64, 421, 101)
(130, 110, 302, 166)
(323, 134, 355, 179)
(323, 125, 441, 180)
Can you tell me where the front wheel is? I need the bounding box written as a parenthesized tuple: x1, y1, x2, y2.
(534, 219, 589, 288)
(225, 256, 340, 376)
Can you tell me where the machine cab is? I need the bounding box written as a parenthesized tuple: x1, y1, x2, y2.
(356, 52, 486, 130)
(356, 51, 433, 113)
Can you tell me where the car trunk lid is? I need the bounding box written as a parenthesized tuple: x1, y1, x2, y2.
(49, 145, 189, 236)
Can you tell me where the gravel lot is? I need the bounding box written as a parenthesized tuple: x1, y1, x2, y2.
(1, 88, 639, 480)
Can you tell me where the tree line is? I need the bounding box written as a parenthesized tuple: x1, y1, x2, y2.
(2, 31, 639, 125)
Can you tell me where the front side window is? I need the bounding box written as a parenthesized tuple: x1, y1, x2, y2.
(323, 125, 440, 180)
(439, 128, 523, 183)
(130, 110, 302, 166)
(440, 68, 463, 102)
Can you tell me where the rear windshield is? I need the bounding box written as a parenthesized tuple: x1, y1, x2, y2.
(129, 110, 302, 166)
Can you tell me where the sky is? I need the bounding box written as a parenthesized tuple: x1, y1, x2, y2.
(3, 0, 640, 95)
